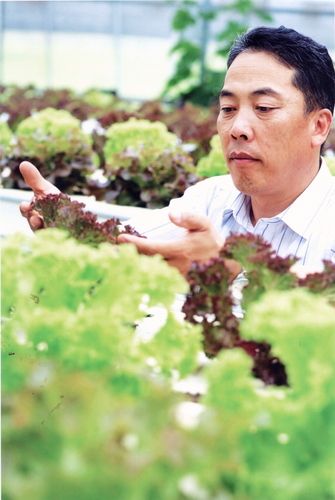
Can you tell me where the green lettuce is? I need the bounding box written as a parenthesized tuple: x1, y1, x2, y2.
(15, 107, 93, 163)
(104, 118, 178, 169)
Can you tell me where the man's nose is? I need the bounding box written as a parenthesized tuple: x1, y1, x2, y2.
(230, 111, 253, 141)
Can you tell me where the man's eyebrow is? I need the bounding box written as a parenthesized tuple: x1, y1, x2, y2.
(219, 89, 235, 98)
(251, 87, 282, 98)
(219, 87, 283, 98)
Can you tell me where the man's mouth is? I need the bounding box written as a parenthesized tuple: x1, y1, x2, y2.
(229, 151, 259, 161)
(229, 151, 260, 165)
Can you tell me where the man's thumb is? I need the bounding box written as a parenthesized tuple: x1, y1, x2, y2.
(19, 161, 59, 196)
(168, 210, 209, 232)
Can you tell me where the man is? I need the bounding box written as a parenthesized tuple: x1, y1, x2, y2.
(20, 26, 335, 277)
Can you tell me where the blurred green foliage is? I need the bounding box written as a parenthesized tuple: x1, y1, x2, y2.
(200, 290, 335, 499)
(0, 121, 13, 164)
(196, 133, 228, 177)
(2, 228, 335, 499)
(0, 121, 13, 150)
(82, 89, 118, 110)
(164, 0, 273, 106)
(324, 156, 335, 175)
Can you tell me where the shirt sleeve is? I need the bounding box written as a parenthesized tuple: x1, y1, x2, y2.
(125, 179, 213, 240)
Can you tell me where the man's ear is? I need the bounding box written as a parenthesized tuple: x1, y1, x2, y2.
(311, 108, 333, 149)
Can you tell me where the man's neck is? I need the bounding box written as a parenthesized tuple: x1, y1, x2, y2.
(250, 196, 295, 226)
(249, 159, 322, 226)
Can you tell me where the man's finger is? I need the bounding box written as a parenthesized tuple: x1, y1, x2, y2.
(19, 161, 60, 196)
(19, 201, 33, 218)
(29, 214, 45, 230)
(19, 202, 45, 230)
(117, 234, 178, 258)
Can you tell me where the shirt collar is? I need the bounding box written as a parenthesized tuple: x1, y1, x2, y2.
(222, 190, 253, 230)
(280, 159, 333, 238)
(221, 159, 333, 236)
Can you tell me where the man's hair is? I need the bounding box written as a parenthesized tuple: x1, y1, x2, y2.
(227, 26, 335, 115)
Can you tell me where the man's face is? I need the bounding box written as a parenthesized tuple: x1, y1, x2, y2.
(217, 50, 319, 201)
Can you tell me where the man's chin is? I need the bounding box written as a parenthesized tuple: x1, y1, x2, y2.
(230, 173, 258, 195)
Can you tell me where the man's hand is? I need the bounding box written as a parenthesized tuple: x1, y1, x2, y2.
(19, 161, 60, 231)
(118, 210, 242, 278)
(290, 263, 324, 278)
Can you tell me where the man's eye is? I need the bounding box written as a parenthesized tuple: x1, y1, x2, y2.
(221, 107, 234, 113)
(257, 106, 273, 112)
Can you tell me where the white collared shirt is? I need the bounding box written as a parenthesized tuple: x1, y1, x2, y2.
(128, 159, 335, 267)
